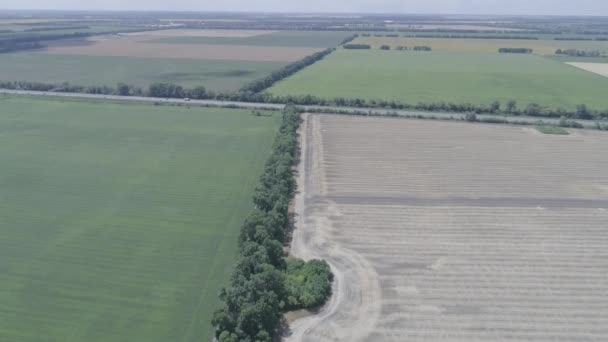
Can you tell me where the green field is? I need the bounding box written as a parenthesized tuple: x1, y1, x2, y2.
(269, 49, 608, 111)
(351, 36, 608, 55)
(148, 30, 351, 48)
(0, 96, 279, 342)
(0, 53, 285, 91)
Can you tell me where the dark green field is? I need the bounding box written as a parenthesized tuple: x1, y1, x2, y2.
(148, 30, 351, 48)
(0, 53, 285, 91)
(0, 96, 279, 342)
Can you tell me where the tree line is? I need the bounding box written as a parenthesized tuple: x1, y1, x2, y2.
(4, 79, 608, 121)
(343, 43, 371, 49)
(555, 49, 605, 57)
(240, 48, 334, 93)
(211, 105, 333, 342)
(498, 48, 533, 54)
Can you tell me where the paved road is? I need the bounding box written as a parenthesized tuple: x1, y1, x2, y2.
(1, 89, 601, 128)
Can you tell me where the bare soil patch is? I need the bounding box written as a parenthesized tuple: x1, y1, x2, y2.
(41, 35, 321, 62)
(566, 62, 608, 78)
(289, 114, 608, 341)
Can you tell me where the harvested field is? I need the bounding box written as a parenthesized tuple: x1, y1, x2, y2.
(289, 114, 608, 341)
(41, 36, 320, 62)
(566, 62, 608, 78)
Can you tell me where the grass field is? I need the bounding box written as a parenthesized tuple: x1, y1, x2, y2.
(0, 96, 279, 342)
(351, 36, 608, 54)
(269, 49, 608, 111)
(147, 31, 352, 48)
(0, 53, 285, 91)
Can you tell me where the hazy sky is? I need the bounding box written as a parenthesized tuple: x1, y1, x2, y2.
(3, 0, 608, 16)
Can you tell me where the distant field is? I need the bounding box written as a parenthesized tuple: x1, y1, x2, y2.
(269, 49, 608, 111)
(566, 62, 608, 78)
(351, 36, 608, 54)
(0, 53, 284, 91)
(147, 31, 352, 48)
(0, 96, 279, 342)
(386, 23, 524, 31)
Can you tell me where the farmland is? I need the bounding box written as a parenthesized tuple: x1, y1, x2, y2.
(147, 30, 352, 48)
(350, 36, 608, 54)
(0, 29, 331, 91)
(291, 114, 608, 341)
(0, 53, 284, 91)
(0, 96, 279, 342)
(269, 49, 608, 111)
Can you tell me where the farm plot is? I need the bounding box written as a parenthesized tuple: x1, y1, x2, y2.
(146, 30, 353, 48)
(350, 36, 608, 54)
(290, 114, 608, 341)
(41, 31, 323, 62)
(269, 49, 608, 111)
(0, 53, 284, 91)
(0, 96, 279, 342)
(0, 29, 329, 91)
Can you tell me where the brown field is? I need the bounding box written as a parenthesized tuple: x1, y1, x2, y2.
(289, 114, 608, 341)
(566, 62, 608, 78)
(41, 33, 321, 62)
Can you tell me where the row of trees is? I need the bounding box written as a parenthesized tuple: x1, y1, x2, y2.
(498, 48, 533, 54)
(211, 105, 333, 342)
(240, 48, 334, 93)
(3, 79, 608, 120)
(394, 46, 432, 51)
(343, 44, 371, 49)
(555, 49, 605, 57)
(24, 25, 91, 32)
(362, 32, 540, 40)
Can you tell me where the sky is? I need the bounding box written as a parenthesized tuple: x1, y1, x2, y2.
(2, 0, 608, 16)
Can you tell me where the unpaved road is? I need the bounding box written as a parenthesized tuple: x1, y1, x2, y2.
(287, 114, 608, 341)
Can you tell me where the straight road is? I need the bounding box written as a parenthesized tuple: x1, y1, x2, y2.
(1, 88, 601, 128)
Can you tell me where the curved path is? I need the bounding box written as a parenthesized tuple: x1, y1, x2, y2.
(287, 114, 382, 341)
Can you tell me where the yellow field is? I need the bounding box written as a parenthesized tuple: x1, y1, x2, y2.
(352, 36, 608, 55)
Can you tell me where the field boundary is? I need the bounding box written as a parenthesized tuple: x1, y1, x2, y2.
(2, 89, 607, 131)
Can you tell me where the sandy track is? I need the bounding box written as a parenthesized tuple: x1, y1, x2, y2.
(288, 114, 608, 341)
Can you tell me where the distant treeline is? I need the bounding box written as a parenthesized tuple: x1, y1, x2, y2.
(363, 32, 540, 40)
(498, 48, 533, 54)
(0, 27, 165, 53)
(553, 37, 608, 41)
(24, 25, 91, 32)
(0, 41, 44, 53)
(211, 105, 333, 341)
(344, 43, 371, 49)
(555, 49, 605, 57)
